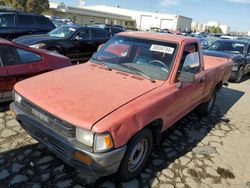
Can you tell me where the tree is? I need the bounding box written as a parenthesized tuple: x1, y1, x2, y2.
(209, 26, 223, 34)
(0, 0, 49, 13)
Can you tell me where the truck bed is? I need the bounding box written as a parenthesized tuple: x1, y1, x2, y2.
(203, 55, 230, 70)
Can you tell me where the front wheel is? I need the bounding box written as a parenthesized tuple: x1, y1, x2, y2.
(197, 89, 217, 116)
(116, 129, 153, 181)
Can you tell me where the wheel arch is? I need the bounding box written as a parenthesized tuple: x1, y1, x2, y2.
(144, 118, 163, 146)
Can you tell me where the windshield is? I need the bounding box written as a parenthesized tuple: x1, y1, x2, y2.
(48, 26, 78, 38)
(208, 40, 245, 54)
(92, 36, 178, 80)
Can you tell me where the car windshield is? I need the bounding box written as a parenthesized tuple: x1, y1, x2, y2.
(48, 26, 78, 38)
(208, 40, 245, 54)
(91, 35, 178, 80)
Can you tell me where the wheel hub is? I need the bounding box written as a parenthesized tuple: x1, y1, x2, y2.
(128, 139, 148, 172)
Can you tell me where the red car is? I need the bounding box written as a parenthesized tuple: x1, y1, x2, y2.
(0, 38, 71, 102)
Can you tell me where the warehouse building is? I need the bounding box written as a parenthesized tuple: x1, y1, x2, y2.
(84, 5, 192, 31)
(44, 3, 136, 29)
(45, 3, 192, 31)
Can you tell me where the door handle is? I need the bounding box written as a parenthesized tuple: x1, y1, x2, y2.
(87, 42, 93, 44)
(199, 77, 206, 83)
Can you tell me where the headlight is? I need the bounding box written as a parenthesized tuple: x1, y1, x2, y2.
(76, 128, 114, 152)
(13, 92, 22, 103)
(76, 128, 94, 147)
(232, 65, 238, 71)
(29, 43, 46, 49)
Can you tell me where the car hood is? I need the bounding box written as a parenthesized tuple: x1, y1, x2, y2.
(15, 63, 164, 131)
(203, 49, 240, 59)
(14, 34, 63, 46)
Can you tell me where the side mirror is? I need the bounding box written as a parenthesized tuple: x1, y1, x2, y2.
(177, 71, 195, 88)
(180, 71, 195, 83)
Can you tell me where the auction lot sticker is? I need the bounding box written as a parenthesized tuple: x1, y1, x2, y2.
(150, 44, 175, 54)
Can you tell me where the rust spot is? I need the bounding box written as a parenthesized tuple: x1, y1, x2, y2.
(217, 167, 235, 179)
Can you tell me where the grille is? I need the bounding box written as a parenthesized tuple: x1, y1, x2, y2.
(21, 99, 76, 138)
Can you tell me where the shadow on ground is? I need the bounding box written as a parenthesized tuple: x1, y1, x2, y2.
(0, 87, 244, 188)
(0, 101, 11, 112)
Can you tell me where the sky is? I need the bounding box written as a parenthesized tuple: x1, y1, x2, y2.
(51, 0, 250, 32)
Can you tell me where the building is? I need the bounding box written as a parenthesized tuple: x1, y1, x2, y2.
(44, 3, 136, 29)
(84, 5, 192, 31)
(248, 30, 250, 36)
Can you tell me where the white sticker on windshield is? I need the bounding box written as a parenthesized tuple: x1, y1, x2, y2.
(150, 44, 174, 54)
(69, 28, 76, 31)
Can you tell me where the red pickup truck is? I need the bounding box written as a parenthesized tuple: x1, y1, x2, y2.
(0, 38, 71, 102)
(10, 32, 232, 182)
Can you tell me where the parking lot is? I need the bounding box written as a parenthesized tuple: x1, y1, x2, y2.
(0, 76, 249, 188)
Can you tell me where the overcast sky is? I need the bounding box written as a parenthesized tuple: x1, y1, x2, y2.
(51, 0, 250, 32)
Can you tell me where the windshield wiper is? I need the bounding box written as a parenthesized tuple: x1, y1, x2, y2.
(119, 64, 156, 83)
(91, 58, 112, 71)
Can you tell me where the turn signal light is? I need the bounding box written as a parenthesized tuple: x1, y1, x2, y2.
(74, 151, 93, 166)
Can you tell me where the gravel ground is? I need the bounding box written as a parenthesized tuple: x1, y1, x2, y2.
(0, 76, 250, 188)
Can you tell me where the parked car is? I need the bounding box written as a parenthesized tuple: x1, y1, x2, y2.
(10, 32, 232, 183)
(0, 11, 55, 40)
(93, 24, 125, 37)
(203, 39, 250, 83)
(0, 38, 71, 102)
(14, 25, 110, 62)
(199, 38, 209, 49)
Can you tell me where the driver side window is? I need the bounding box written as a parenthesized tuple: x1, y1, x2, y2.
(75, 29, 90, 40)
(179, 43, 201, 74)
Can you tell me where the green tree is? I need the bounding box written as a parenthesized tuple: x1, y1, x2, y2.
(0, 0, 49, 13)
(209, 26, 223, 34)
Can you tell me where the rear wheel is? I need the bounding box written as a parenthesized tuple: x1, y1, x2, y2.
(116, 129, 153, 181)
(235, 67, 244, 83)
(197, 89, 217, 116)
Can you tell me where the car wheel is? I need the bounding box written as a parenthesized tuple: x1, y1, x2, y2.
(116, 129, 153, 181)
(236, 67, 244, 83)
(197, 89, 217, 116)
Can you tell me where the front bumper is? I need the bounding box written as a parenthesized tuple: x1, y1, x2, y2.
(10, 102, 126, 179)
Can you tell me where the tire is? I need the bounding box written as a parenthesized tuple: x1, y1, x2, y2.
(235, 67, 244, 83)
(116, 129, 153, 181)
(197, 89, 217, 116)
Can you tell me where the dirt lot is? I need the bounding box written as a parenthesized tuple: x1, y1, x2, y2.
(0, 76, 250, 188)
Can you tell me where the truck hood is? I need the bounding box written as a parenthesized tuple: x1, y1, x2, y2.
(15, 63, 163, 131)
(14, 34, 63, 46)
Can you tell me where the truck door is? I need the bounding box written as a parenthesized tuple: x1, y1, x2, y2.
(170, 43, 206, 122)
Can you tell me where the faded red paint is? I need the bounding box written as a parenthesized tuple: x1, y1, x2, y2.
(14, 32, 233, 148)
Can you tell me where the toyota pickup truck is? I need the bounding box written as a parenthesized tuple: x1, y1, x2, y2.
(10, 32, 233, 182)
